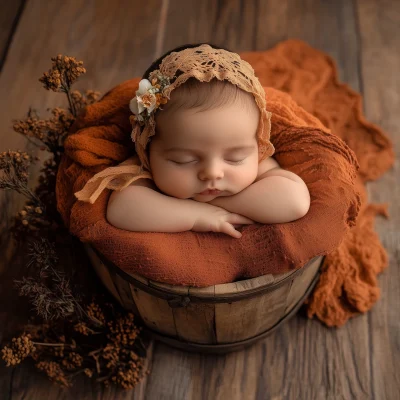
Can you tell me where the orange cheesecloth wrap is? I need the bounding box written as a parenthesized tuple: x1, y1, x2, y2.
(56, 40, 394, 327)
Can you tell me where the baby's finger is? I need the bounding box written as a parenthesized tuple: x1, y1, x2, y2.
(231, 214, 254, 224)
(224, 223, 242, 238)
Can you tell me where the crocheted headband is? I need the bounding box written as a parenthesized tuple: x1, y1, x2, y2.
(130, 44, 275, 174)
(74, 44, 275, 204)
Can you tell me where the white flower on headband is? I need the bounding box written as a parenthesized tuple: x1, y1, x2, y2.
(129, 72, 171, 125)
(130, 79, 156, 115)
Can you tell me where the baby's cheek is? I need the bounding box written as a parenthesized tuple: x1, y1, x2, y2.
(232, 167, 257, 186)
(155, 167, 189, 194)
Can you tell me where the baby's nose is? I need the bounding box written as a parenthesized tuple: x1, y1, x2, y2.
(198, 164, 224, 180)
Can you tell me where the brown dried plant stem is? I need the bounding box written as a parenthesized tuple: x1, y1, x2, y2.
(2, 171, 41, 205)
(63, 83, 77, 117)
(33, 342, 74, 348)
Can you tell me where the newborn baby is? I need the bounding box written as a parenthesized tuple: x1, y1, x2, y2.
(106, 79, 311, 238)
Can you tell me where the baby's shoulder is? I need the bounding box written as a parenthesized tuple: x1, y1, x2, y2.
(256, 156, 281, 178)
(128, 178, 160, 191)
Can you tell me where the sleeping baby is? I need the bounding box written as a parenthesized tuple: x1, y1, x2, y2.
(78, 43, 311, 239)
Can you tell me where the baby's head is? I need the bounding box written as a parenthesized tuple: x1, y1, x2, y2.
(131, 43, 274, 202)
(149, 77, 260, 202)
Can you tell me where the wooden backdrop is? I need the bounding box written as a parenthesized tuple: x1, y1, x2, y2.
(0, 0, 399, 399)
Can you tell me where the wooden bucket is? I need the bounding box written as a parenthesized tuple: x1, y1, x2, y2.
(85, 244, 323, 354)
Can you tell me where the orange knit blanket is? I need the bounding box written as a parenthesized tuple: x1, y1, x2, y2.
(56, 39, 394, 327)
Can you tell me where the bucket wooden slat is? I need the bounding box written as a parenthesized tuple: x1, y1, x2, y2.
(214, 280, 292, 343)
(285, 256, 323, 313)
(130, 286, 178, 337)
(111, 272, 140, 315)
(172, 303, 217, 344)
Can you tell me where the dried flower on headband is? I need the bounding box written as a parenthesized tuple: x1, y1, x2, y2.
(129, 71, 172, 125)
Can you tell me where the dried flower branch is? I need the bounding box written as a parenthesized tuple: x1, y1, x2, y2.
(0, 150, 40, 203)
(14, 238, 91, 321)
(12, 107, 74, 161)
(71, 89, 102, 110)
(1, 53, 150, 390)
(0, 149, 59, 240)
(16, 277, 75, 320)
(2, 304, 149, 389)
(1, 334, 36, 367)
(39, 55, 86, 117)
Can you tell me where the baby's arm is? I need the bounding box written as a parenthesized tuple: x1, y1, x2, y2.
(106, 184, 209, 232)
(208, 169, 310, 224)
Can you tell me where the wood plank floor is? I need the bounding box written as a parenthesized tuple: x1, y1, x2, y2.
(0, 0, 398, 399)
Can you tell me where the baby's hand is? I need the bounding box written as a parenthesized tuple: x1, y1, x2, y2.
(192, 203, 254, 239)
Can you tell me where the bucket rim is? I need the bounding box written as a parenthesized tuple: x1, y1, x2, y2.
(86, 244, 324, 304)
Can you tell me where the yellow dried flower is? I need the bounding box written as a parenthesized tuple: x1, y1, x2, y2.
(102, 344, 120, 369)
(112, 357, 148, 389)
(36, 361, 70, 387)
(74, 322, 90, 336)
(54, 345, 65, 358)
(84, 368, 93, 378)
(62, 352, 83, 370)
(85, 90, 101, 103)
(70, 90, 101, 112)
(39, 70, 62, 91)
(1, 334, 36, 366)
(86, 302, 105, 325)
(108, 313, 140, 346)
(39, 54, 86, 92)
(13, 118, 46, 140)
(1, 347, 18, 367)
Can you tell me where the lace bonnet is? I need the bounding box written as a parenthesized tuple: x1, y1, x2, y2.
(130, 44, 275, 174)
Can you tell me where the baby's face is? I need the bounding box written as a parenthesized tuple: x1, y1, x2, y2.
(148, 102, 260, 202)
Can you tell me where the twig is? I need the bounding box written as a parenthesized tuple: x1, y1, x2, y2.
(68, 368, 86, 378)
(96, 369, 115, 383)
(32, 341, 75, 348)
(62, 78, 76, 117)
(88, 348, 103, 357)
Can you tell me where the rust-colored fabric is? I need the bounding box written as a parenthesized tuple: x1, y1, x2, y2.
(56, 39, 394, 327)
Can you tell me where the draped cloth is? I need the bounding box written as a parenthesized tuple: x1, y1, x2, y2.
(56, 39, 394, 327)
